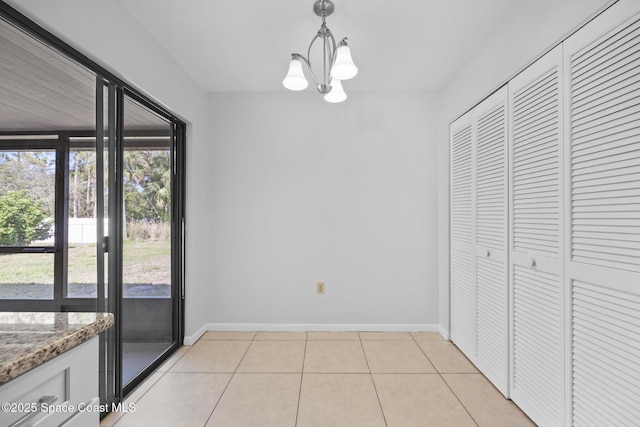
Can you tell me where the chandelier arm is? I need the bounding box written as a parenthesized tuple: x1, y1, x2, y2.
(306, 34, 323, 89)
(294, 53, 320, 89)
(323, 32, 327, 86)
(323, 30, 335, 85)
(326, 30, 337, 76)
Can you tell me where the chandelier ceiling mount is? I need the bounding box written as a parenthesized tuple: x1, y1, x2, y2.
(313, 0, 334, 17)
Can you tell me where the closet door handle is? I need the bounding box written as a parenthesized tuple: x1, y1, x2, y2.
(485, 249, 491, 258)
(529, 258, 536, 267)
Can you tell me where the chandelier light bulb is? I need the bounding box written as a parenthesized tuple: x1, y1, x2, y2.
(331, 43, 358, 80)
(324, 79, 347, 103)
(282, 57, 309, 91)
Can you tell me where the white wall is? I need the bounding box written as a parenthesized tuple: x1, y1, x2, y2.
(4, 0, 211, 338)
(208, 91, 439, 327)
(436, 0, 614, 334)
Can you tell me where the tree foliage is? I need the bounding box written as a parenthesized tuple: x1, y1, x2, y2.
(70, 150, 97, 218)
(0, 190, 52, 246)
(0, 148, 171, 244)
(0, 151, 55, 216)
(124, 150, 171, 222)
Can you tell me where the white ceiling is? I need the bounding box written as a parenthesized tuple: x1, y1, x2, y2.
(119, 0, 520, 93)
(0, 17, 167, 131)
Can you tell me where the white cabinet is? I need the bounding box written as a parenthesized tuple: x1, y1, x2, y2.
(563, 2, 640, 425)
(508, 45, 565, 427)
(474, 88, 509, 397)
(450, 110, 476, 360)
(450, 87, 510, 397)
(450, 1, 640, 426)
(0, 337, 99, 427)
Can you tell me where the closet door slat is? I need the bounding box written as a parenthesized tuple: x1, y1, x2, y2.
(451, 247, 475, 356)
(572, 281, 640, 426)
(569, 16, 640, 274)
(509, 45, 564, 427)
(451, 122, 473, 244)
(513, 265, 563, 426)
(476, 103, 507, 249)
(450, 112, 476, 359)
(512, 66, 561, 257)
(474, 87, 509, 396)
(565, 4, 640, 426)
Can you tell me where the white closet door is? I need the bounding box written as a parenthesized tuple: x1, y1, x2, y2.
(508, 45, 565, 427)
(474, 86, 509, 397)
(563, 2, 640, 426)
(450, 111, 476, 358)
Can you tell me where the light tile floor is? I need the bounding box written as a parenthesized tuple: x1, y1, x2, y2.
(101, 331, 535, 427)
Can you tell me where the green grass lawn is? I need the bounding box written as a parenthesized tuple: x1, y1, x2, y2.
(0, 240, 171, 285)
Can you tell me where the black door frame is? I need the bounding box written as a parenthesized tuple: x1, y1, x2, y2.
(0, 0, 186, 406)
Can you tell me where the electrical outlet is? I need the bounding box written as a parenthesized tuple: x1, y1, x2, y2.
(317, 282, 325, 294)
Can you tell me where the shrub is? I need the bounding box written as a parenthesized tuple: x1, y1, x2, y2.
(126, 221, 170, 241)
(0, 190, 52, 246)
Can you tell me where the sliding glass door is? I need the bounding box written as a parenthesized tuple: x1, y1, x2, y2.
(0, 6, 185, 409)
(120, 94, 177, 389)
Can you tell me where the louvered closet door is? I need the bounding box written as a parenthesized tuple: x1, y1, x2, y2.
(450, 111, 476, 358)
(474, 86, 509, 397)
(563, 2, 640, 426)
(508, 45, 565, 427)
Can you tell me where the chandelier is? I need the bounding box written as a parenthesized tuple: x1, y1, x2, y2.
(282, 0, 358, 103)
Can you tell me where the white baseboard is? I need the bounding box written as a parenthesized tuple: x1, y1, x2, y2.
(438, 325, 450, 340)
(183, 323, 208, 345)
(184, 323, 442, 344)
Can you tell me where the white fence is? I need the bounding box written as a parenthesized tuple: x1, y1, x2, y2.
(35, 218, 109, 245)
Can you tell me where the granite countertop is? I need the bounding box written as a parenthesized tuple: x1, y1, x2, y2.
(0, 312, 114, 385)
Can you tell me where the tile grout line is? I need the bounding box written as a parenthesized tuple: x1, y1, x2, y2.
(439, 372, 480, 427)
(358, 332, 389, 427)
(408, 333, 438, 373)
(294, 333, 308, 427)
(411, 334, 480, 427)
(202, 332, 257, 427)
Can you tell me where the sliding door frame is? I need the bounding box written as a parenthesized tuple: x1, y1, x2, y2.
(0, 0, 186, 407)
